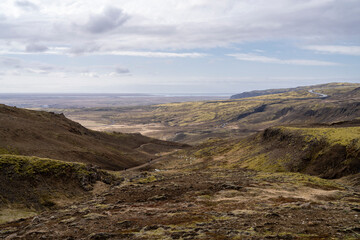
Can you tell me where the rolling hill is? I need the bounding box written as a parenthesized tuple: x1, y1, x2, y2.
(157, 120, 360, 180)
(0, 104, 187, 170)
(229, 82, 356, 99)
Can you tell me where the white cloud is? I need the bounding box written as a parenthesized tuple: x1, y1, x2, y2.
(99, 51, 207, 58)
(0, 47, 208, 58)
(0, 0, 359, 93)
(79, 6, 129, 34)
(115, 66, 130, 74)
(15, 0, 38, 11)
(303, 45, 360, 56)
(0, 0, 359, 53)
(26, 43, 48, 52)
(228, 53, 339, 66)
(80, 71, 99, 78)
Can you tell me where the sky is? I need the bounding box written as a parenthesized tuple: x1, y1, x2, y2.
(0, 0, 359, 94)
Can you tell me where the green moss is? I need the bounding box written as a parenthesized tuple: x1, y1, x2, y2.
(0, 154, 91, 179)
(240, 153, 287, 172)
(282, 126, 360, 147)
(135, 174, 159, 184)
(255, 172, 344, 189)
(0, 147, 18, 155)
(198, 194, 213, 200)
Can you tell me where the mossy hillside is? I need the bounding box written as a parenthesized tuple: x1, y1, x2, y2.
(316, 85, 360, 96)
(0, 155, 117, 200)
(155, 100, 264, 126)
(152, 89, 318, 126)
(239, 153, 288, 173)
(0, 147, 18, 155)
(178, 125, 360, 178)
(254, 172, 344, 190)
(191, 138, 236, 158)
(0, 155, 119, 224)
(0, 154, 120, 219)
(0, 154, 92, 179)
(230, 82, 360, 99)
(244, 126, 360, 177)
(246, 90, 316, 100)
(281, 126, 360, 147)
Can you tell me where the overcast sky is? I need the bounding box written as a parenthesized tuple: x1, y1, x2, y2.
(0, 0, 359, 93)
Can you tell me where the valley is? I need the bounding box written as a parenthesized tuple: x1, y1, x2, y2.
(63, 82, 360, 144)
(0, 82, 360, 239)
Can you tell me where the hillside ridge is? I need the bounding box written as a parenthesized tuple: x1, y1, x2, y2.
(0, 104, 187, 170)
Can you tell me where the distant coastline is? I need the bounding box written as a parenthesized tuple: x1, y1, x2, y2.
(0, 93, 231, 109)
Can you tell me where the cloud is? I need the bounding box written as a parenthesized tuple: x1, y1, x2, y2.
(81, 6, 129, 34)
(0, 57, 22, 68)
(0, 46, 208, 58)
(81, 71, 99, 78)
(26, 43, 48, 52)
(68, 44, 100, 55)
(0, 56, 61, 75)
(101, 51, 208, 58)
(0, 1, 359, 53)
(0, 56, 132, 79)
(303, 45, 360, 56)
(228, 53, 339, 66)
(15, 0, 38, 11)
(115, 66, 130, 74)
(25, 68, 49, 74)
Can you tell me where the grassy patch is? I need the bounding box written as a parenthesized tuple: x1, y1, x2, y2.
(134, 174, 161, 184)
(281, 126, 360, 147)
(240, 153, 288, 172)
(0, 154, 91, 178)
(0, 148, 18, 155)
(0, 208, 37, 224)
(254, 172, 344, 190)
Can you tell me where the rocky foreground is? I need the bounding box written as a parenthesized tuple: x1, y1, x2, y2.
(1, 169, 359, 239)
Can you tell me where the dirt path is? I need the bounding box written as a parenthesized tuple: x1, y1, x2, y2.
(125, 148, 179, 171)
(308, 89, 328, 98)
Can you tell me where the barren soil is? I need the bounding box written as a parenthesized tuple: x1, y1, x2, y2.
(1, 168, 359, 239)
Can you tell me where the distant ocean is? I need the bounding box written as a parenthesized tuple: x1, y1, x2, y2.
(0, 93, 234, 98)
(0, 93, 233, 109)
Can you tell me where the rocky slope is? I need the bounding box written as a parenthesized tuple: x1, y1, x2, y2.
(1, 169, 359, 239)
(0, 154, 120, 224)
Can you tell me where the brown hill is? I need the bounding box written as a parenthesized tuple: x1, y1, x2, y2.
(0, 104, 187, 170)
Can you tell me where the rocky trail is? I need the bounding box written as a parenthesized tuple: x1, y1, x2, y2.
(1, 168, 359, 239)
